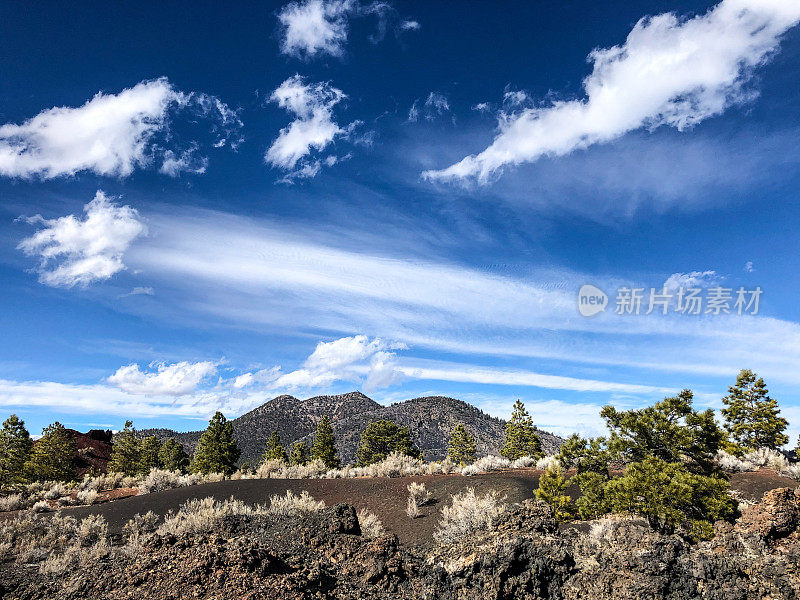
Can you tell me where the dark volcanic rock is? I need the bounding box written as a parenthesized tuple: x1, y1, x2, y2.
(6, 488, 800, 599)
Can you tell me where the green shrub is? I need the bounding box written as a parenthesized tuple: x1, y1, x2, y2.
(262, 431, 288, 462)
(355, 420, 421, 467)
(288, 441, 310, 466)
(534, 465, 574, 522)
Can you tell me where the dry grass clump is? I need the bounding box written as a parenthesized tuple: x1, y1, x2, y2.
(31, 500, 51, 513)
(157, 497, 257, 537)
(0, 494, 25, 512)
(357, 509, 384, 538)
(433, 488, 507, 545)
(535, 455, 560, 470)
(461, 455, 511, 476)
(254, 459, 329, 479)
(406, 496, 421, 518)
(408, 482, 432, 506)
(76, 488, 99, 505)
(267, 490, 325, 515)
(0, 512, 112, 574)
(716, 448, 795, 476)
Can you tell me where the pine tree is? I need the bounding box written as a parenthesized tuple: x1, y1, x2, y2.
(159, 438, 189, 472)
(289, 441, 310, 466)
(108, 421, 142, 475)
(535, 464, 575, 522)
(262, 430, 288, 462)
(355, 420, 421, 467)
(190, 412, 241, 475)
(310, 416, 340, 468)
(24, 422, 76, 482)
(0, 415, 32, 487)
(501, 400, 543, 460)
(602, 390, 724, 474)
(447, 423, 477, 465)
(139, 436, 163, 473)
(721, 369, 788, 452)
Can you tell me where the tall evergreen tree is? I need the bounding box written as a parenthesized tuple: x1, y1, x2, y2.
(159, 438, 189, 472)
(447, 423, 477, 465)
(0, 414, 33, 487)
(355, 420, 421, 467)
(108, 421, 142, 475)
(310, 416, 340, 468)
(501, 400, 543, 460)
(535, 464, 575, 522)
(139, 436, 163, 473)
(289, 441, 310, 466)
(191, 412, 241, 475)
(262, 430, 288, 462)
(721, 369, 788, 452)
(24, 422, 76, 482)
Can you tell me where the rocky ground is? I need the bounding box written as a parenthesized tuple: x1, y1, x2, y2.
(3, 476, 800, 599)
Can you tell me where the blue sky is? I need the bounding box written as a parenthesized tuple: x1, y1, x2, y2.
(1, 0, 799, 441)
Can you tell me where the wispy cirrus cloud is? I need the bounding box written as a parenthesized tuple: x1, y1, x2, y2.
(0, 78, 242, 180)
(17, 191, 147, 288)
(424, 0, 800, 183)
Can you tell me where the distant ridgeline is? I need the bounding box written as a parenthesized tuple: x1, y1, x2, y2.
(138, 392, 564, 467)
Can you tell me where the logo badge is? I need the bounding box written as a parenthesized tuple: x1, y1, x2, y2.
(578, 284, 608, 317)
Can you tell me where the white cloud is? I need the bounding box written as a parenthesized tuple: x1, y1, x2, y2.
(744, 261, 755, 273)
(424, 0, 800, 182)
(120, 286, 155, 298)
(0, 78, 241, 179)
(107, 360, 218, 396)
(18, 191, 147, 288)
(273, 335, 404, 392)
(278, 0, 353, 59)
(663, 270, 721, 290)
(408, 92, 450, 122)
(472, 102, 491, 113)
(401, 20, 420, 31)
(266, 75, 357, 179)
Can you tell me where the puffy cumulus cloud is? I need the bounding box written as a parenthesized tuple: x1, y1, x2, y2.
(408, 92, 450, 122)
(663, 270, 721, 291)
(0, 77, 242, 180)
(277, 0, 418, 59)
(279, 0, 353, 58)
(17, 191, 147, 288)
(107, 360, 219, 396)
(273, 335, 406, 392)
(265, 75, 359, 180)
(424, 0, 800, 183)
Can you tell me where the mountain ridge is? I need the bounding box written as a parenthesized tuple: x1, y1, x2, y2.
(139, 391, 564, 466)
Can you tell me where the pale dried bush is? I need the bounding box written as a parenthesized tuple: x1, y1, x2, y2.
(357, 509, 384, 538)
(511, 456, 537, 469)
(0, 512, 111, 574)
(744, 448, 790, 473)
(782, 463, 800, 481)
(535, 455, 560, 471)
(406, 495, 421, 518)
(31, 500, 50, 513)
(267, 490, 325, 515)
(44, 482, 69, 500)
(716, 450, 757, 473)
(0, 494, 25, 512)
(434, 488, 507, 545)
(122, 511, 160, 537)
(139, 469, 199, 494)
(76, 489, 99, 505)
(407, 482, 432, 506)
(355, 453, 426, 478)
(80, 472, 126, 492)
(461, 455, 511, 476)
(157, 497, 258, 537)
